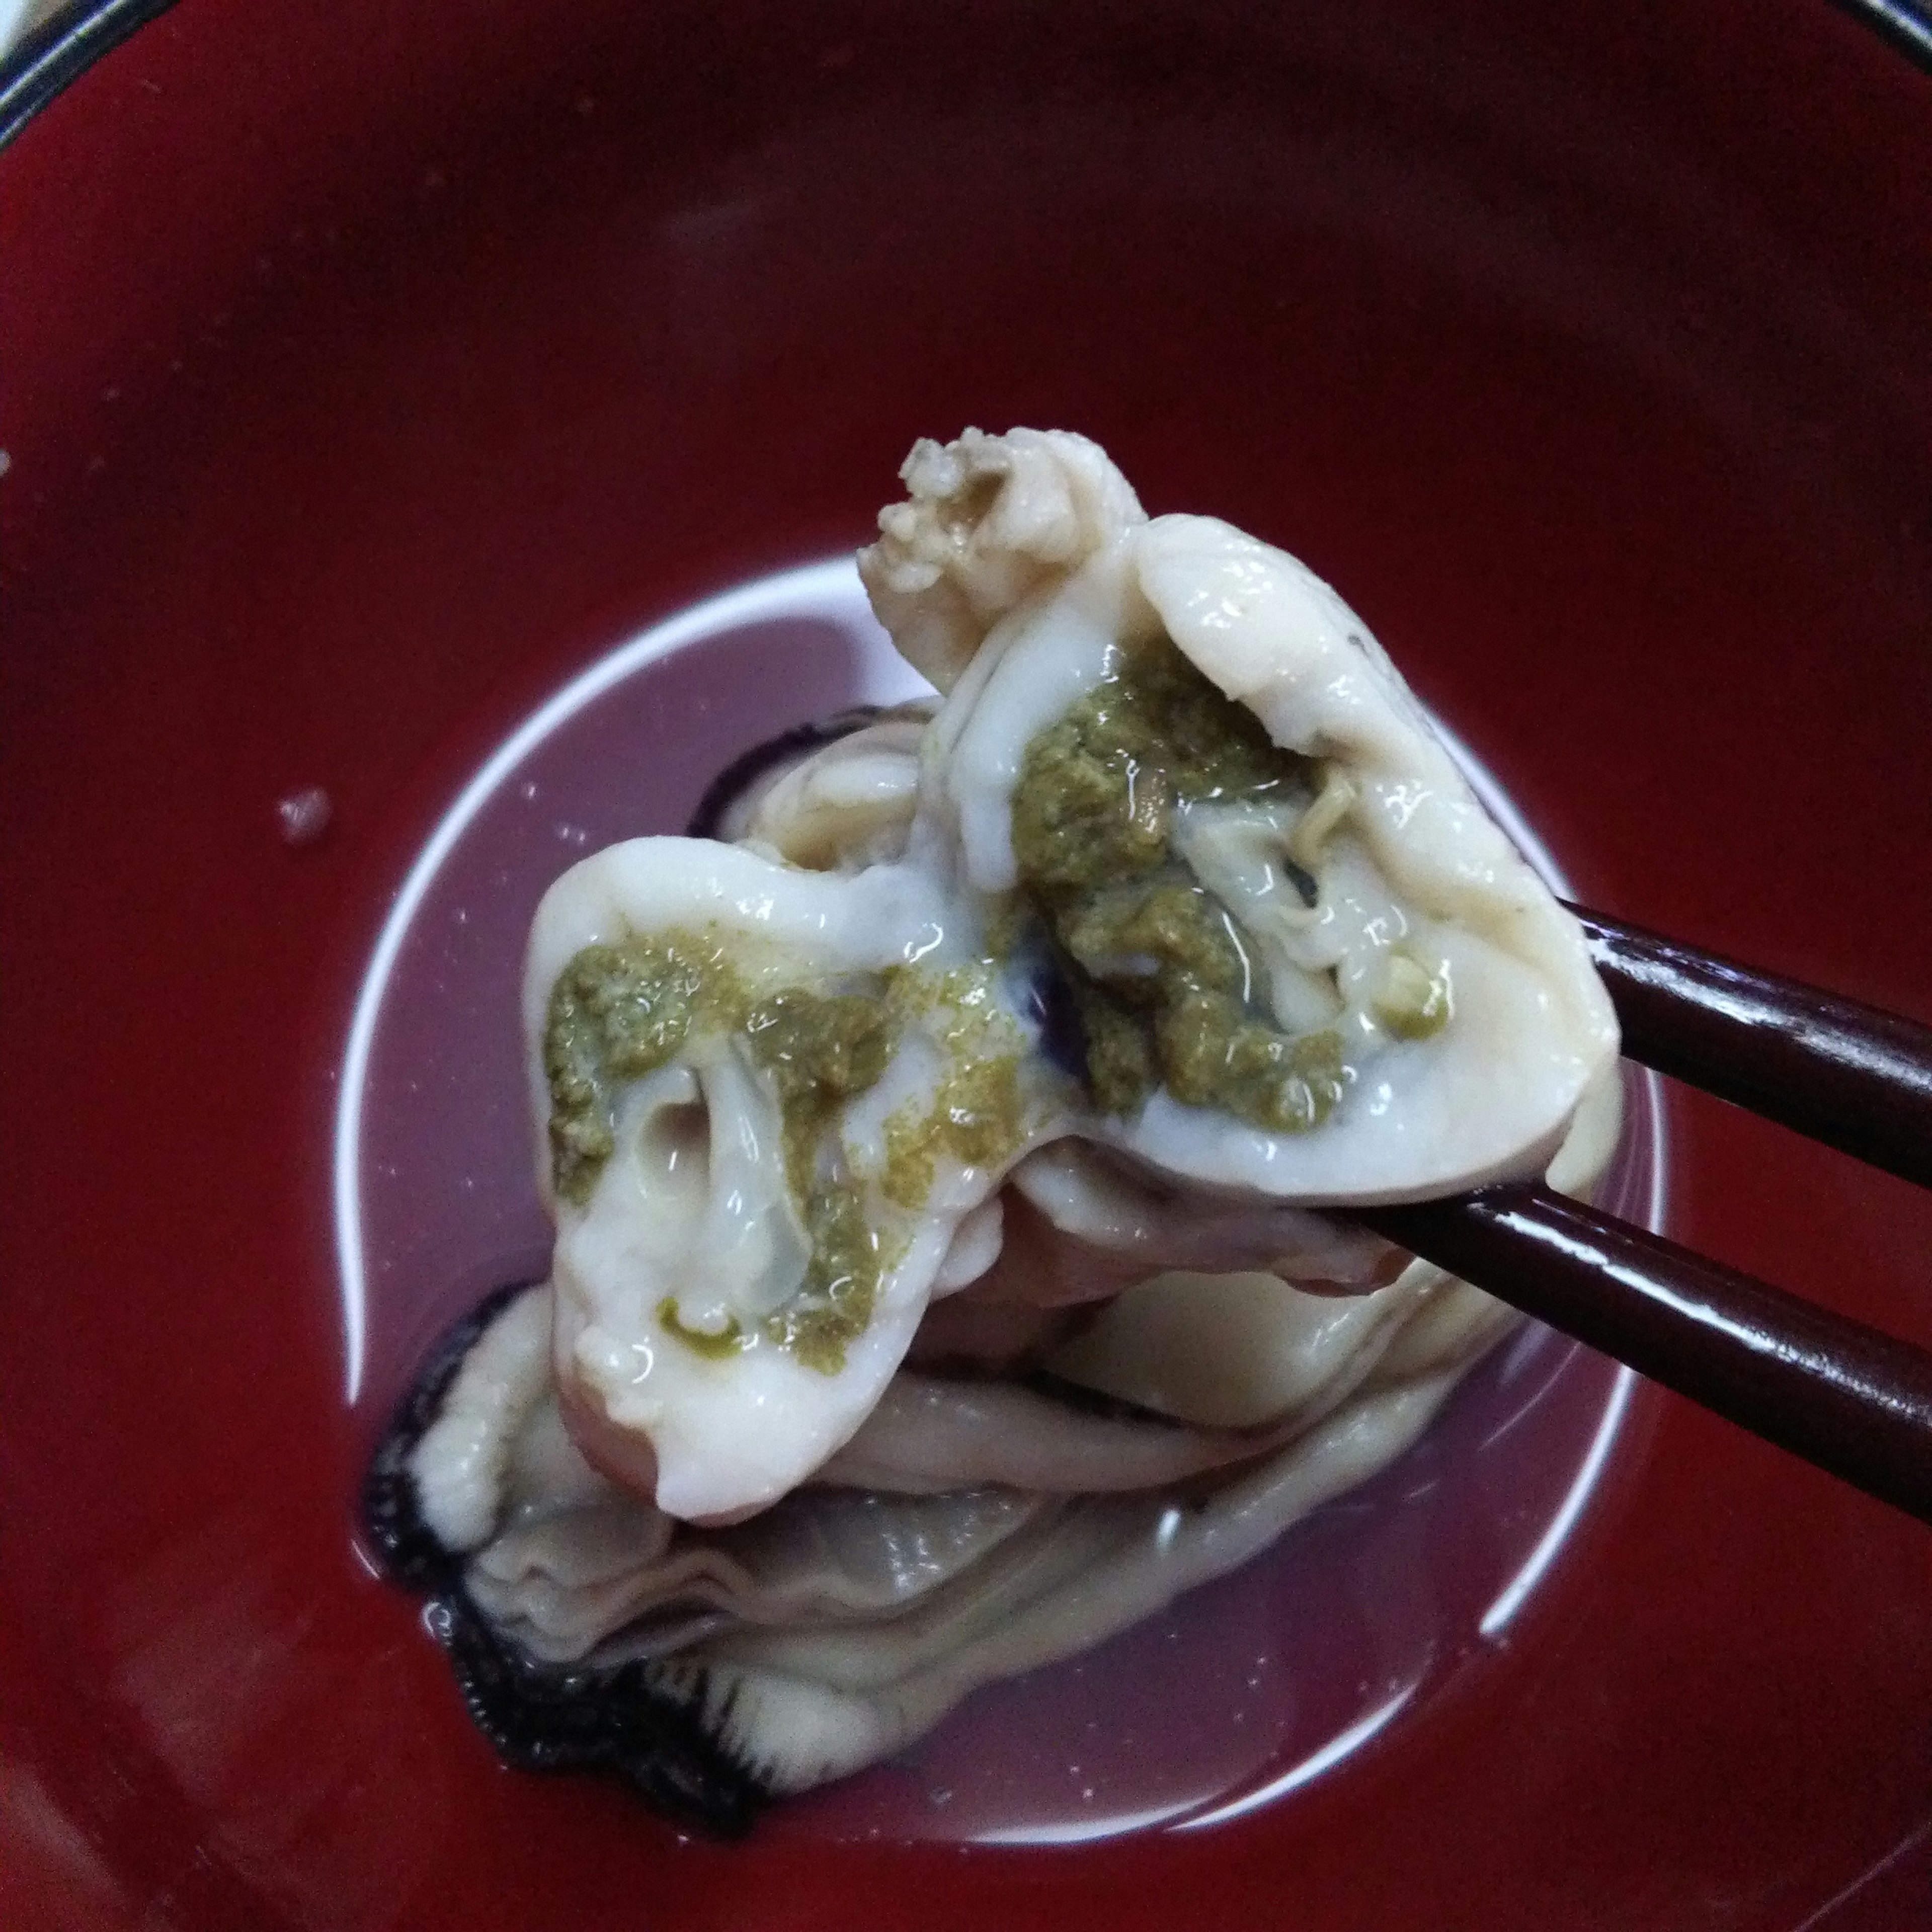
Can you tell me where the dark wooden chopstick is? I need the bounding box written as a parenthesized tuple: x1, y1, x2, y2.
(1567, 904, 1932, 1189)
(1357, 910, 1932, 1525)
(1359, 1185, 1932, 1525)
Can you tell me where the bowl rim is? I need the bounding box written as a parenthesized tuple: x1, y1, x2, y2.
(1, 0, 170, 145)
(1, 0, 1929, 155)
(1, 0, 1927, 1918)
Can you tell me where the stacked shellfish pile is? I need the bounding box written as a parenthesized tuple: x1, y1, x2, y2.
(364, 430, 1621, 1833)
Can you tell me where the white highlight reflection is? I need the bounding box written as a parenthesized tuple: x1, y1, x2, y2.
(1427, 723, 1669, 1642)
(976, 1796, 1213, 1846)
(1481, 1362, 1636, 1638)
(1171, 1683, 1419, 1832)
(1473, 1075, 1663, 1642)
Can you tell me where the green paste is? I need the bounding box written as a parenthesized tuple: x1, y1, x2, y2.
(542, 936, 898, 1374)
(742, 988, 895, 1374)
(656, 1297, 751, 1359)
(1009, 637, 1351, 1133)
(882, 1052, 1025, 1209)
(877, 963, 1029, 1211)
(543, 934, 748, 1205)
(761, 1188, 882, 1375)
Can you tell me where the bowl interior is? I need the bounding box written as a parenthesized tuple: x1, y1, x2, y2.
(3, 1, 1930, 1926)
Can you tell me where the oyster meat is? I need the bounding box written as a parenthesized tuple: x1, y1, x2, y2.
(364, 428, 1623, 1833)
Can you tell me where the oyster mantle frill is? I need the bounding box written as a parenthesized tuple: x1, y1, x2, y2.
(364, 428, 1623, 1832)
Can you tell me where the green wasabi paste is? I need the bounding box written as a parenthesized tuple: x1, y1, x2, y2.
(542, 938, 899, 1374)
(877, 963, 1029, 1211)
(1009, 636, 1349, 1133)
(882, 1051, 1025, 1210)
(742, 987, 896, 1373)
(543, 934, 748, 1205)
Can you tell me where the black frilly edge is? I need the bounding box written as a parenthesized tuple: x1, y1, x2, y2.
(360, 1281, 771, 1837)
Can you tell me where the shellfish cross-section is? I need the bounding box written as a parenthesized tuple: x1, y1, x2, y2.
(363, 428, 1623, 1832)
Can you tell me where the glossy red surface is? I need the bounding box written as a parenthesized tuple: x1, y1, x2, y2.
(3, 0, 1930, 1925)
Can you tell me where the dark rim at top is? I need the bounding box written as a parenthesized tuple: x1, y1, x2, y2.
(1, 0, 171, 146)
(1, 0, 1929, 152)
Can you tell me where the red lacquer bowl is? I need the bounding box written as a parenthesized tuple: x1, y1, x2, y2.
(4, 2, 1930, 1926)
